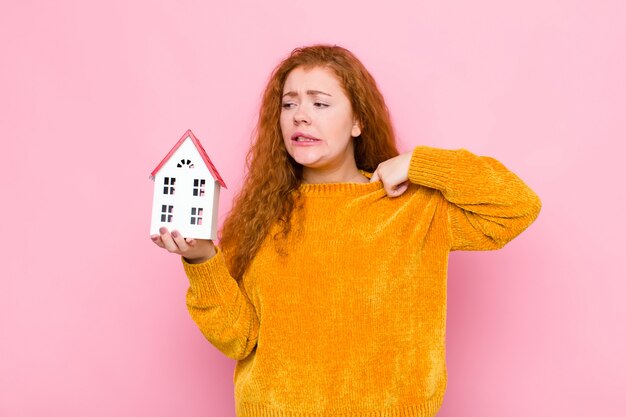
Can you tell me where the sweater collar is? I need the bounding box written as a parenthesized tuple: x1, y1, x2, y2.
(297, 170, 384, 197)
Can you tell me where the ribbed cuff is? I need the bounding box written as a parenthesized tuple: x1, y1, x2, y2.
(408, 146, 458, 191)
(182, 247, 232, 301)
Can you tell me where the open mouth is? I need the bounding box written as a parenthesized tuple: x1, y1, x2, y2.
(291, 132, 321, 142)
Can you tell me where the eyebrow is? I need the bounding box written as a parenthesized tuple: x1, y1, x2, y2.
(282, 90, 332, 98)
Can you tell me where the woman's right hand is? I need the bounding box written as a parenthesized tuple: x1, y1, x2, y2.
(150, 227, 216, 264)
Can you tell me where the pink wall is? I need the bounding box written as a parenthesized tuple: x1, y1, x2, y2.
(1, 1, 624, 416)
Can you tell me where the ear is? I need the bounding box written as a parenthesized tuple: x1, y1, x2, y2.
(351, 119, 362, 138)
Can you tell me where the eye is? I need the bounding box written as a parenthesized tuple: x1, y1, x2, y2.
(314, 102, 329, 108)
(282, 102, 296, 109)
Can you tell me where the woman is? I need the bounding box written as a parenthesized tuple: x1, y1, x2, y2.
(151, 45, 541, 417)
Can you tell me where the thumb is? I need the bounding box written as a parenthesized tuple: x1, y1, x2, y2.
(370, 170, 380, 183)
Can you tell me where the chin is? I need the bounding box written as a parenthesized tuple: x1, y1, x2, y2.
(294, 158, 323, 169)
(289, 151, 324, 168)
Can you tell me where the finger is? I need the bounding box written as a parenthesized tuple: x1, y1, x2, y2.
(370, 170, 380, 183)
(160, 229, 181, 253)
(389, 181, 409, 198)
(171, 230, 190, 252)
(151, 234, 165, 249)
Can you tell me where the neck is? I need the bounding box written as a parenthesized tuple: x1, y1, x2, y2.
(302, 165, 369, 184)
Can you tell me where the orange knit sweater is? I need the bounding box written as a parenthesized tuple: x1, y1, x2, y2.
(182, 146, 542, 417)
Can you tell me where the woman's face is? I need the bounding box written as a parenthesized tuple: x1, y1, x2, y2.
(280, 66, 361, 174)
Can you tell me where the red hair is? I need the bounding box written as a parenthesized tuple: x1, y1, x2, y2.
(220, 44, 399, 281)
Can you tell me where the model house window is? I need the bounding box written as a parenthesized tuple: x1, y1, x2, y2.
(163, 177, 176, 194)
(190, 207, 203, 225)
(161, 205, 173, 222)
(177, 159, 195, 168)
(193, 179, 206, 196)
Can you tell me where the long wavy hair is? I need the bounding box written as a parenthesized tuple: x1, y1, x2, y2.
(220, 44, 400, 281)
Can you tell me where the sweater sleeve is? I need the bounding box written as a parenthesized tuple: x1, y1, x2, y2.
(182, 247, 259, 360)
(407, 146, 542, 251)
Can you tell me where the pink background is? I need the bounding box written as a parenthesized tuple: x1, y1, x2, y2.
(1, 1, 624, 416)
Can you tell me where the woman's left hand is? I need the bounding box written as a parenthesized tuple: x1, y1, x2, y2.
(370, 151, 413, 197)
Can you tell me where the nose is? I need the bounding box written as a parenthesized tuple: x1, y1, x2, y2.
(293, 106, 310, 125)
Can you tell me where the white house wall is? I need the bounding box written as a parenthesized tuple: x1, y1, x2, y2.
(150, 137, 220, 240)
(210, 181, 220, 238)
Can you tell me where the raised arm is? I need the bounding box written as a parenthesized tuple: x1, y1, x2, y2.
(371, 146, 542, 251)
(183, 248, 259, 360)
(151, 228, 259, 360)
(408, 146, 542, 251)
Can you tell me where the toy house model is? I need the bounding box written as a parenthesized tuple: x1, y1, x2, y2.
(150, 129, 226, 240)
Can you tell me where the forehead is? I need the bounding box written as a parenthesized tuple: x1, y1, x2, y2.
(282, 66, 344, 93)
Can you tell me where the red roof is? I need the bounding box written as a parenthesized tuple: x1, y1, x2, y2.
(150, 129, 227, 188)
